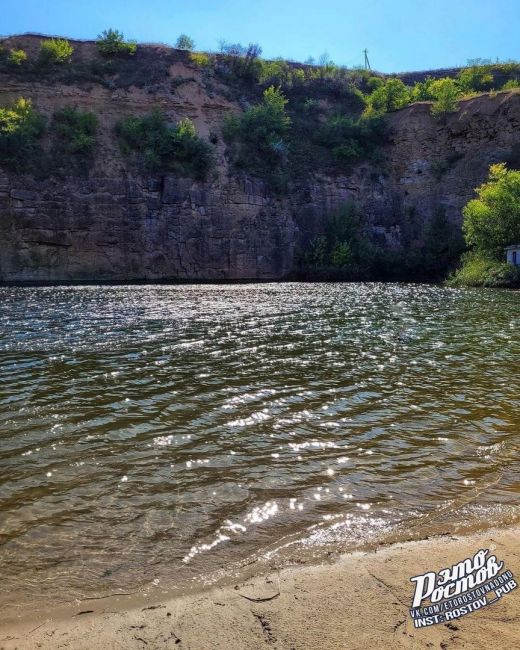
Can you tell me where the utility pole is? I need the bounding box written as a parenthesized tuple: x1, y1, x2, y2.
(363, 48, 371, 71)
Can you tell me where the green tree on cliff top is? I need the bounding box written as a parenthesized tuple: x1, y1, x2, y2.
(97, 29, 137, 57)
(176, 34, 195, 50)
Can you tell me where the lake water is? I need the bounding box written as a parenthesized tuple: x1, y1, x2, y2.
(1, 283, 519, 612)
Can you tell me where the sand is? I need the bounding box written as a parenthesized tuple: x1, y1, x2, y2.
(1, 526, 518, 649)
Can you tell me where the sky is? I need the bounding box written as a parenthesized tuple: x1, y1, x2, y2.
(1, 0, 518, 73)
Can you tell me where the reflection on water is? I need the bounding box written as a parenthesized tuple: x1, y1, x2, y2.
(0, 283, 519, 610)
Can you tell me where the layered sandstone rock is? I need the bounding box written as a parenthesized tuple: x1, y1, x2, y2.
(0, 35, 519, 282)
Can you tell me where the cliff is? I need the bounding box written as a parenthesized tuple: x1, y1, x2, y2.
(1, 35, 520, 282)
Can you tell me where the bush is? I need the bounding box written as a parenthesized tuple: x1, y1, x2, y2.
(419, 207, 465, 277)
(312, 114, 385, 167)
(52, 107, 99, 157)
(457, 66, 494, 93)
(300, 202, 376, 278)
(430, 78, 460, 119)
(97, 29, 137, 57)
(7, 48, 27, 66)
(223, 86, 290, 188)
(364, 78, 410, 115)
(39, 38, 73, 65)
(116, 110, 213, 179)
(0, 97, 45, 170)
(258, 59, 292, 86)
(176, 34, 195, 51)
(410, 77, 436, 101)
(366, 76, 384, 91)
(449, 251, 520, 287)
(218, 41, 262, 82)
(189, 52, 211, 67)
(502, 79, 520, 90)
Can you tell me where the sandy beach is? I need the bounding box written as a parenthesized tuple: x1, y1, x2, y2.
(1, 526, 518, 650)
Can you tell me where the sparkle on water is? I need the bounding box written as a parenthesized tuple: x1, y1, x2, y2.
(0, 283, 519, 612)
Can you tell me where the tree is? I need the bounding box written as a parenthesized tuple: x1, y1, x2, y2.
(97, 29, 137, 57)
(463, 163, 520, 258)
(430, 78, 460, 119)
(176, 34, 195, 50)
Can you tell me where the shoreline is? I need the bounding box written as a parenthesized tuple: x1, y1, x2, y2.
(1, 526, 518, 649)
(0, 278, 443, 287)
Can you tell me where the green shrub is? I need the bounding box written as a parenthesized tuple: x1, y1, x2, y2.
(39, 38, 73, 65)
(502, 78, 520, 90)
(313, 114, 385, 167)
(223, 86, 290, 187)
(449, 251, 520, 287)
(364, 78, 410, 115)
(52, 107, 99, 156)
(430, 78, 460, 119)
(457, 66, 494, 93)
(0, 97, 45, 170)
(116, 110, 213, 179)
(300, 202, 375, 277)
(218, 41, 262, 82)
(97, 29, 137, 57)
(410, 77, 436, 101)
(292, 68, 306, 85)
(258, 59, 292, 86)
(189, 52, 211, 67)
(176, 34, 195, 51)
(419, 207, 464, 277)
(7, 48, 27, 66)
(366, 76, 384, 91)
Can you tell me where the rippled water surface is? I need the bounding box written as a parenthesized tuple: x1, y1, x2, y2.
(1, 283, 519, 610)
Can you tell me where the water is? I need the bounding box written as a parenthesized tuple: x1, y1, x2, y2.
(1, 283, 519, 613)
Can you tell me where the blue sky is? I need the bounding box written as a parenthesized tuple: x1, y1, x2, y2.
(2, 0, 518, 72)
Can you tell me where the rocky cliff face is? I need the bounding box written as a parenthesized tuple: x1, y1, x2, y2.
(1, 36, 519, 282)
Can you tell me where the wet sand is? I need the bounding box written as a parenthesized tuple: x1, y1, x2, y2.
(1, 526, 518, 650)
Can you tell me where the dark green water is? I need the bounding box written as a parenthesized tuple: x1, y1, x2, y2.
(0, 283, 519, 611)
